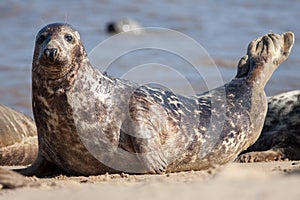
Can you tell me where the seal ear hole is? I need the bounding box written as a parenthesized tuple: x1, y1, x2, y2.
(64, 34, 74, 43)
(37, 34, 46, 44)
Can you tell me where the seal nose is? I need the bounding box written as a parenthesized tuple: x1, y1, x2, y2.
(44, 47, 58, 63)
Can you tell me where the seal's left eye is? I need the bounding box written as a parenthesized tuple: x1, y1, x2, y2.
(64, 34, 73, 42)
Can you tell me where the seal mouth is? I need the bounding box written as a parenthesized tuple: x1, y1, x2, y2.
(39, 46, 61, 65)
(36, 44, 73, 79)
(38, 55, 70, 77)
(38, 46, 68, 72)
(38, 62, 72, 79)
(39, 57, 67, 70)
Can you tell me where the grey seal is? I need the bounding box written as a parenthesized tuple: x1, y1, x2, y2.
(0, 104, 37, 166)
(106, 18, 142, 35)
(12, 23, 293, 178)
(237, 90, 300, 162)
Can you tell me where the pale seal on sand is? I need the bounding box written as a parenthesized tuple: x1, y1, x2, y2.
(10, 23, 293, 178)
(0, 104, 37, 166)
(237, 90, 300, 162)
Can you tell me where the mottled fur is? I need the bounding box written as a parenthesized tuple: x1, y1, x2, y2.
(238, 90, 300, 162)
(15, 23, 294, 177)
(0, 104, 37, 165)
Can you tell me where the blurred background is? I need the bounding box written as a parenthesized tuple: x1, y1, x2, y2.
(0, 0, 299, 115)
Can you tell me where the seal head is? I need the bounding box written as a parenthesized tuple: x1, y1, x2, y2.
(33, 23, 86, 80)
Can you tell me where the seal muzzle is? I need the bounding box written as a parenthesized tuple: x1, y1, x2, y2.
(43, 47, 58, 63)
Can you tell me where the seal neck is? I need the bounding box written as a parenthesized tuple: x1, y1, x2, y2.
(32, 59, 85, 93)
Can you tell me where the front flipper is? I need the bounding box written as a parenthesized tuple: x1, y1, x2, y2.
(130, 135, 168, 174)
(14, 152, 66, 177)
(0, 167, 32, 189)
(123, 89, 169, 174)
(120, 119, 168, 174)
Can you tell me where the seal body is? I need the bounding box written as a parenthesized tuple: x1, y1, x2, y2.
(106, 18, 142, 35)
(18, 23, 294, 176)
(0, 104, 37, 165)
(238, 90, 300, 162)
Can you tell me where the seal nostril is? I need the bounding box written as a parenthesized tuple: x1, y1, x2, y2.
(44, 48, 58, 61)
(44, 48, 58, 63)
(44, 48, 50, 57)
(52, 48, 58, 57)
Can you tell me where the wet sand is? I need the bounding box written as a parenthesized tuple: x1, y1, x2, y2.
(1, 161, 300, 200)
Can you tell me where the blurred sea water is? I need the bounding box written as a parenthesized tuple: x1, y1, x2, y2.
(0, 0, 299, 115)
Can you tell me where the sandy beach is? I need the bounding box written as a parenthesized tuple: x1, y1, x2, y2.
(1, 161, 299, 200)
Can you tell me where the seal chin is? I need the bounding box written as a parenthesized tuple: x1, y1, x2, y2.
(39, 58, 59, 68)
(38, 59, 71, 79)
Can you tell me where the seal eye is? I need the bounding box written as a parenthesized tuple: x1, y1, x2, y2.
(37, 34, 46, 44)
(64, 34, 73, 43)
